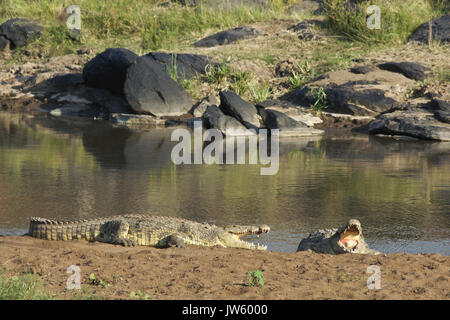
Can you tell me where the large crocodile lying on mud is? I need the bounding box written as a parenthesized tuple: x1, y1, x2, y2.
(297, 219, 380, 255)
(27, 215, 270, 250)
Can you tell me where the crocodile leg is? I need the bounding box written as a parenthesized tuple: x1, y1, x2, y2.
(97, 219, 136, 247)
(157, 234, 186, 248)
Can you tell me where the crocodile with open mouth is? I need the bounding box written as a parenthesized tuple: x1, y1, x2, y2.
(27, 214, 270, 250)
(296, 219, 380, 255)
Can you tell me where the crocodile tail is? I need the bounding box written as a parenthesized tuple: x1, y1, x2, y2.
(28, 217, 99, 241)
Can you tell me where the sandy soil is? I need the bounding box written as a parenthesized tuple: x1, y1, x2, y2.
(0, 236, 448, 300)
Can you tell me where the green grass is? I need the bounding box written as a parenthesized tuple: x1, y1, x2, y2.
(0, 0, 293, 59)
(322, 0, 448, 45)
(436, 68, 450, 82)
(71, 285, 102, 300)
(250, 81, 270, 103)
(288, 61, 316, 88)
(247, 269, 264, 287)
(310, 87, 328, 112)
(89, 273, 111, 288)
(0, 273, 53, 300)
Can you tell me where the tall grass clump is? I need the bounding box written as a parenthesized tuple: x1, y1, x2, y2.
(0, 0, 291, 57)
(323, 0, 448, 45)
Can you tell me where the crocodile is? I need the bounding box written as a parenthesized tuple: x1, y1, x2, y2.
(27, 214, 270, 250)
(296, 219, 380, 255)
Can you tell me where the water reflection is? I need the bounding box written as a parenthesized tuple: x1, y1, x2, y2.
(0, 112, 449, 254)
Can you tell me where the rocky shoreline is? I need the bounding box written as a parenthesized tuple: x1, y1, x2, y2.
(1, 10, 449, 141)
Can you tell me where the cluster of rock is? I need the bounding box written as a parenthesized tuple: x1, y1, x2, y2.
(285, 61, 450, 141)
(195, 91, 323, 136)
(0, 18, 43, 52)
(72, 48, 323, 136)
(0, 45, 322, 136)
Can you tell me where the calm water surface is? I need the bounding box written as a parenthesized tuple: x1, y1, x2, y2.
(0, 112, 449, 254)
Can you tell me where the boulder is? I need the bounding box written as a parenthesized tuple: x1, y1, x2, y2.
(284, 68, 415, 116)
(409, 14, 450, 44)
(193, 26, 260, 48)
(377, 61, 432, 81)
(219, 91, 260, 129)
(202, 105, 253, 136)
(258, 107, 323, 136)
(368, 108, 450, 141)
(325, 86, 399, 116)
(256, 99, 322, 126)
(144, 52, 217, 79)
(0, 18, 43, 48)
(82, 48, 138, 95)
(124, 56, 193, 117)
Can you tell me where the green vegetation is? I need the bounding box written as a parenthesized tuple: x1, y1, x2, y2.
(130, 290, 151, 300)
(205, 63, 233, 86)
(72, 285, 102, 300)
(229, 70, 254, 96)
(310, 87, 328, 112)
(0, 0, 294, 58)
(288, 61, 316, 88)
(247, 269, 264, 287)
(89, 273, 111, 288)
(323, 0, 448, 45)
(0, 272, 52, 300)
(250, 81, 270, 103)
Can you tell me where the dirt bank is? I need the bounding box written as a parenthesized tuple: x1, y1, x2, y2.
(0, 236, 448, 300)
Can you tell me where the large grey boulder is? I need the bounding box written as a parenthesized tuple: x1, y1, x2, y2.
(144, 52, 218, 79)
(256, 99, 322, 126)
(325, 86, 399, 116)
(219, 91, 260, 129)
(258, 108, 323, 137)
(284, 67, 416, 116)
(0, 18, 43, 49)
(193, 26, 260, 48)
(202, 105, 253, 136)
(124, 56, 193, 116)
(82, 48, 138, 95)
(409, 15, 450, 44)
(368, 108, 450, 141)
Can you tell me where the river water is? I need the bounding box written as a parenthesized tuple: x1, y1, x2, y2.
(0, 112, 449, 254)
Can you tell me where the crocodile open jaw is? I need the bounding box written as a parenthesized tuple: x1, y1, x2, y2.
(338, 223, 361, 250)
